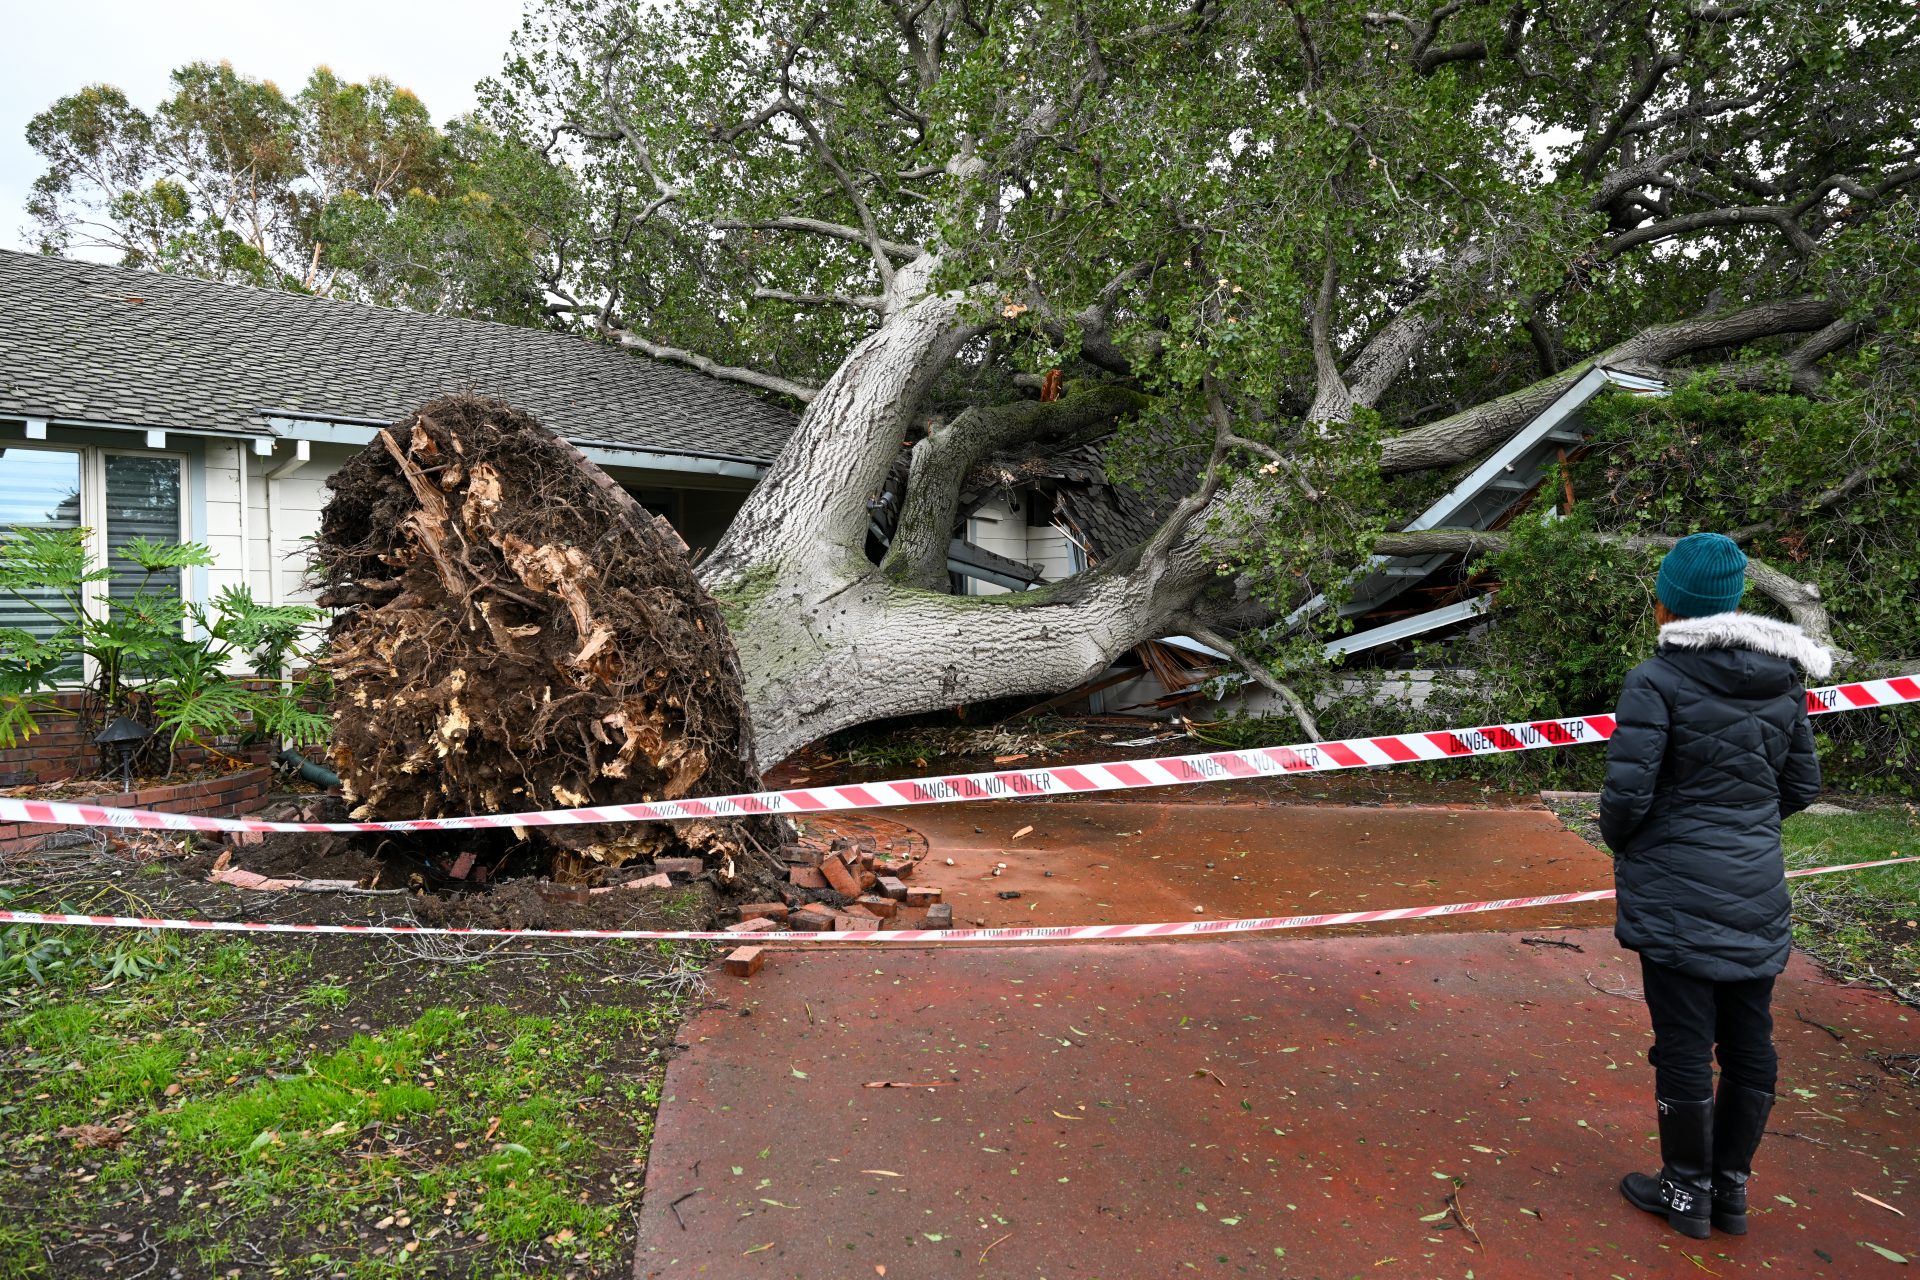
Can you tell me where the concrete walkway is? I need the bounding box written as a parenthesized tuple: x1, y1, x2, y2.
(636, 805, 1919, 1278)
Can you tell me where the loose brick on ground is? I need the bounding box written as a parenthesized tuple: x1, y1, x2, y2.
(788, 865, 829, 890)
(737, 902, 789, 921)
(904, 885, 942, 907)
(725, 917, 778, 934)
(923, 903, 953, 929)
(722, 946, 765, 978)
(820, 853, 862, 896)
(877, 875, 909, 900)
(654, 856, 705, 878)
(855, 894, 897, 918)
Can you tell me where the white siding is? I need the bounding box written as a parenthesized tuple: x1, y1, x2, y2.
(200, 442, 248, 604)
(963, 493, 1030, 596)
(1026, 524, 1079, 583)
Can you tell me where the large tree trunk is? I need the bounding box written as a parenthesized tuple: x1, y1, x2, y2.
(696, 270, 1211, 761)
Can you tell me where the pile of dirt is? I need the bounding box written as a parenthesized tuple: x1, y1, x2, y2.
(410, 877, 719, 933)
(314, 394, 783, 885)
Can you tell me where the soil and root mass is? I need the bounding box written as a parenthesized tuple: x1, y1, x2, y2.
(311, 394, 783, 890)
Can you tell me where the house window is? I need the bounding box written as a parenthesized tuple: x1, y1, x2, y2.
(0, 444, 188, 657)
(104, 454, 185, 606)
(0, 448, 85, 646)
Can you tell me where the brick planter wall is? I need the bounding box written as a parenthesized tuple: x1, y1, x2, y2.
(0, 692, 273, 786)
(0, 764, 274, 855)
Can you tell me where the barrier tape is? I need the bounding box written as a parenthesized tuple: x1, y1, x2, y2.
(0, 856, 1912, 943)
(2, 676, 1914, 838)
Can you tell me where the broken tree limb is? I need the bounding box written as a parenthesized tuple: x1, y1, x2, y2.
(1370, 527, 1852, 662)
(316, 394, 784, 882)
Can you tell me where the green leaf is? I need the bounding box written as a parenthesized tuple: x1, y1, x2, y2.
(1859, 1242, 1908, 1264)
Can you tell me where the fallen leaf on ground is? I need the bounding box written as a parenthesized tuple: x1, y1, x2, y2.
(1192, 1068, 1227, 1087)
(54, 1125, 121, 1150)
(861, 1169, 903, 1177)
(1853, 1190, 1906, 1217)
(1859, 1241, 1908, 1263)
(1012, 825, 1033, 840)
(743, 1242, 775, 1256)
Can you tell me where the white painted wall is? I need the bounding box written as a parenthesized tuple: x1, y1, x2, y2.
(963, 493, 1029, 596)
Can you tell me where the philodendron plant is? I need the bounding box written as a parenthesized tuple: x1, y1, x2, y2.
(0, 529, 329, 775)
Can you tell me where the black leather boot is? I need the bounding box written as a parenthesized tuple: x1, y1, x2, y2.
(1620, 1097, 1713, 1239)
(1710, 1084, 1775, 1234)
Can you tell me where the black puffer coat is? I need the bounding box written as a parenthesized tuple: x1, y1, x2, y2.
(1600, 612, 1828, 981)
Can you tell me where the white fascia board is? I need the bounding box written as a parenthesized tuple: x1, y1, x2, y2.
(263, 417, 767, 481)
(1157, 633, 1230, 661)
(1407, 366, 1667, 534)
(1323, 594, 1492, 657)
(0, 414, 271, 446)
(1406, 366, 1612, 533)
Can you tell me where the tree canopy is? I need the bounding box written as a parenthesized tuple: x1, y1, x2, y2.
(468, 0, 1918, 757)
(25, 61, 562, 322)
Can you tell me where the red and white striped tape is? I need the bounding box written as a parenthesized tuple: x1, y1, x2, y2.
(1, 675, 1912, 837)
(1, 856, 1912, 944)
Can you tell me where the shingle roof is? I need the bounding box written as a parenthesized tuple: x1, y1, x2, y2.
(0, 250, 797, 464)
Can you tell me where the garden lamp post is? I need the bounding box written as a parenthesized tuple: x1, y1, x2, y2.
(94, 716, 151, 792)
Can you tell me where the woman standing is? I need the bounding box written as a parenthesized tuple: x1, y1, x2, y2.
(1598, 531, 1829, 1239)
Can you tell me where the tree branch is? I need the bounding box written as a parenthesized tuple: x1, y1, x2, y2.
(596, 323, 820, 402)
(1182, 622, 1323, 740)
(1378, 296, 1839, 473)
(1371, 528, 1850, 659)
(883, 384, 1147, 588)
(711, 216, 925, 259)
(753, 286, 886, 312)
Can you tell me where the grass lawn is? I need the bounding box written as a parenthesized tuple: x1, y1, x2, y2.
(0, 909, 704, 1279)
(1550, 794, 1920, 1005)
(1783, 804, 1920, 1006)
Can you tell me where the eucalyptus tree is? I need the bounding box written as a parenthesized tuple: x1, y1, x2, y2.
(489, 0, 1917, 761)
(26, 62, 553, 320)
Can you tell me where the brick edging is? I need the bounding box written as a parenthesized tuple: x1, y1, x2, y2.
(0, 765, 274, 855)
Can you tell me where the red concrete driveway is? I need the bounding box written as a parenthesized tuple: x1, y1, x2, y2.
(635, 803, 1918, 1278)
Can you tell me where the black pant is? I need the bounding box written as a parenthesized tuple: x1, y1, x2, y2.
(1639, 956, 1778, 1101)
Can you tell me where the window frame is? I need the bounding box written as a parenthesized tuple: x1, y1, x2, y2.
(0, 441, 193, 684)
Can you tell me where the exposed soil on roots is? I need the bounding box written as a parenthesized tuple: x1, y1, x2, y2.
(314, 394, 784, 888)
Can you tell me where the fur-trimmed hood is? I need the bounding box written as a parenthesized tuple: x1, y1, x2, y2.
(1657, 611, 1834, 680)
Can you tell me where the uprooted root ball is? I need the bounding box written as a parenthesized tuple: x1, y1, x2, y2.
(316, 394, 782, 884)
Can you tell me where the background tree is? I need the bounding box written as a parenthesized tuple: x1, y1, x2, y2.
(483, 0, 1917, 762)
(25, 61, 563, 320)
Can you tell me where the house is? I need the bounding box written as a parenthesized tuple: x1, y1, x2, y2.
(0, 249, 797, 637)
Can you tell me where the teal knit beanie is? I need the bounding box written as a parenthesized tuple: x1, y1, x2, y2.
(1656, 532, 1748, 617)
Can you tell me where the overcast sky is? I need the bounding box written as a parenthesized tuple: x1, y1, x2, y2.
(0, 0, 530, 253)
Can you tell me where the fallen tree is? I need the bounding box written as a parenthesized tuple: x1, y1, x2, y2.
(476, 0, 1918, 763)
(315, 394, 782, 881)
